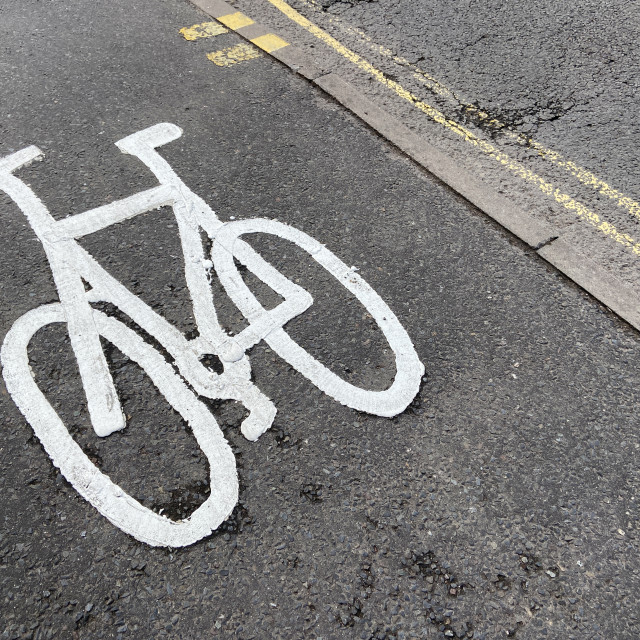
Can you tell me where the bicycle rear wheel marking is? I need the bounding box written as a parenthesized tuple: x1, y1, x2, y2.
(0, 123, 424, 547)
(1, 305, 238, 548)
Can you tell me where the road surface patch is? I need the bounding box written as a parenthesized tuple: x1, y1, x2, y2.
(207, 42, 262, 67)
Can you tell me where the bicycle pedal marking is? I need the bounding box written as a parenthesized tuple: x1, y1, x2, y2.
(0, 123, 424, 547)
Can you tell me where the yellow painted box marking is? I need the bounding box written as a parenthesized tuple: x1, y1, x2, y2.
(217, 12, 255, 30)
(250, 33, 290, 53)
(207, 43, 261, 67)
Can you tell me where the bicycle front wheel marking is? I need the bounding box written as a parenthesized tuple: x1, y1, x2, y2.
(1, 304, 238, 548)
(211, 218, 425, 417)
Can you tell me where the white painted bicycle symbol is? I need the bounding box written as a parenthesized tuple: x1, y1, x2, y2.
(0, 123, 424, 547)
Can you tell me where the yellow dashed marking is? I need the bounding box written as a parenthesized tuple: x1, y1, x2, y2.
(206, 43, 261, 67)
(179, 21, 228, 41)
(266, 0, 640, 259)
(250, 33, 290, 53)
(217, 12, 255, 30)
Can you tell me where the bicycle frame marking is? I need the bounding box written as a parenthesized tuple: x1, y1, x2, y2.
(0, 123, 424, 547)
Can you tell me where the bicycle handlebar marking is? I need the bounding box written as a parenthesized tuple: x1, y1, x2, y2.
(0, 123, 424, 547)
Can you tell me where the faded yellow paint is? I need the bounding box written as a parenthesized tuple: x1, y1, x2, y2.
(179, 21, 228, 41)
(520, 135, 640, 222)
(217, 12, 255, 30)
(250, 33, 290, 53)
(206, 43, 261, 67)
(266, 0, 640, 258)
(296, 0, 640, 226)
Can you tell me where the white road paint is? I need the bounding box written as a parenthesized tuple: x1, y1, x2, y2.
(2, 304, 238, 547)
(211, 218, 424, 416)
(0, 123, 424, 547)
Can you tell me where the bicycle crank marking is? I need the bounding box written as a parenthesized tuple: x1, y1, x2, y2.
(0, 123, 424, 547)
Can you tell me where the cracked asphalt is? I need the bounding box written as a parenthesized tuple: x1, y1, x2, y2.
(232, 0, 640, 293)
(318, 0, 638, 183)
(1, 0, 640, 639)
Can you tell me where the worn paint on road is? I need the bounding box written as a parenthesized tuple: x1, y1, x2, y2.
(179, 21, 228, 40)
(207, 43, 262, 67)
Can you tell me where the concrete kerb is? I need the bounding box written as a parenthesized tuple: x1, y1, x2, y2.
(538, 239, 640, 329)
(188, 0, 640, 334)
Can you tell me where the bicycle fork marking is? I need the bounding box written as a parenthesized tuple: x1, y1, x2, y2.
(0, 123, 424, 547)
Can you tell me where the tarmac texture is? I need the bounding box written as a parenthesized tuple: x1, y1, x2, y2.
(1, 0, 639, 639)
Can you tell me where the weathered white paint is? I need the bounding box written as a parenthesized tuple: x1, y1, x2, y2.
(2, 304, 238, 547)
(211, 218, 424, 416)
(0, 123, 424, 547)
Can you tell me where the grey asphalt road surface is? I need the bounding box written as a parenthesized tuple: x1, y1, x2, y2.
(231, 0, 640, 294)
(1, 0, 640, 639)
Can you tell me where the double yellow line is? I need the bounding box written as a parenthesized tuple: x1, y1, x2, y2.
(299, 0, 640, 226)
(266, 0, 640, 258)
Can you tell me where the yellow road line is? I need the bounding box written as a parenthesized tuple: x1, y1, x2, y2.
(207, 43, 261, 66)
(179, 21, 228, 40)
(217, 11, 255, 30)
(299, 0, 640, 226)
(519, 136, 640, 222)
(250, 33, 290, 53)
(266, 0, 640, 258)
